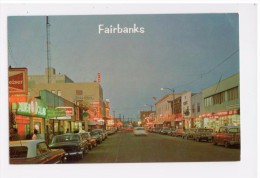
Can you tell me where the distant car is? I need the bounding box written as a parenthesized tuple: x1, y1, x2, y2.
(10, 140, 65, 164)
(80, 132, 97, 150)
(171, 129, 184, 137)
(49, 133, 89, 160)
(193, 128, 214, 142)
(153, 127, 162, 133)
(91, 129, 107, 141)
(160, 128, 172, 135)
(133, 127, 147, 136)
(90, 130, 103, 144)
(212, 126, 240, 148)
(182, 128, 196, 140)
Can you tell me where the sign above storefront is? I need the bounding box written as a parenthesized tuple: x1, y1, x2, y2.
(9, 68, 28, 95)
(17, 98, 46, 118)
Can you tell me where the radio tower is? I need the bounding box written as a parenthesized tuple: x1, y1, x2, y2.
(46, 16, 51, 83)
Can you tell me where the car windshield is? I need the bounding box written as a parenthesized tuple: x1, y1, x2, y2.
(10, 146, 28, 158)
(90, 131, 99, 136)
(135, 127, 144, 130)
(52, 134, 80, 143)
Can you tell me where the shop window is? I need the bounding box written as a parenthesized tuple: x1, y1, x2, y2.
(57, 90, 62, 96)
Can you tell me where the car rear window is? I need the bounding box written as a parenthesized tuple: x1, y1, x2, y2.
(10, 146, 28, 158)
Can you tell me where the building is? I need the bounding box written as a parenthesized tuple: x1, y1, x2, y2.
(28, 68, 108, 131)
(29, 67, 74, 84)
(200, 73, 240, 131)
(191, 92, 203, 128)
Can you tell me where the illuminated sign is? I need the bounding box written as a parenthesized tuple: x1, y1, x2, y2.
(9, 68, 28, 95)
(17, 98, 46, 118)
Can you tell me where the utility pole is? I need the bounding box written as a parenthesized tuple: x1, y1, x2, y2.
(46, 16, 51, 84)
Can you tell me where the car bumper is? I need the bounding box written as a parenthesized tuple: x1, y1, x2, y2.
(64, 151, 83, 158)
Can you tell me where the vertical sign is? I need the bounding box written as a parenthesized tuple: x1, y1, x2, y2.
(97, 72, 101, 84)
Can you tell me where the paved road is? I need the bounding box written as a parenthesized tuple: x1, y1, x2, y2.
(73, 130, 240, 163)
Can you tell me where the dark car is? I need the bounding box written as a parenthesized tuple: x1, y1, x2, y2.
(90, 130, 103, 144)
(160, 128, 172, 135)
(10, 140, 65, 164)
(92, 129, 107, 140)
(80, 132, 97, 150)
(193, 128, 214, 142)
(49, 133, 89, 160)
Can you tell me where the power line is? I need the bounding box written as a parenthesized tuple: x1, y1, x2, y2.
(174, 49, 239, 90)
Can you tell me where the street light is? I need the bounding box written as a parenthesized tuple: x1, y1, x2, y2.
(161, 87, 175, 115)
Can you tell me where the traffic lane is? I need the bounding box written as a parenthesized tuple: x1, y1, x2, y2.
(75, 131, 240, 163)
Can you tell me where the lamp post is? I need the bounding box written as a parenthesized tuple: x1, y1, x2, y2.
(144, 104, 153, 111)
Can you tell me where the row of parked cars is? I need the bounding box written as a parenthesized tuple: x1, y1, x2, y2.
(148, 126, 240, 148)
(9, 128, 118, 164)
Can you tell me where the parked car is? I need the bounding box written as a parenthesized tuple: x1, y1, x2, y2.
(90, 130, 103, 144)
(160, 128, 172, 135)
(182, 128, 196, 140)
(193, 128, 214, 142)
(91, 129, 107, 140)
(80, 132, 97, 150)
(10, 139, 65, 164)
(133, 127, 148, 136)
(153, 127, 162, 133)
(167, 128, 176, 136)
(171, 129, 184, 137)
(106, 128, 117, 135)
(49, 133, 89, 160)
(212, 126, 240, 148)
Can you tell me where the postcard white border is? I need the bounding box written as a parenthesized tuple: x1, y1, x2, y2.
(0, 3, 258, 178)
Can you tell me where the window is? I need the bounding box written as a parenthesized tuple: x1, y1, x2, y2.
(192, 104, 195, 114)
(204, 97, 213, 107)
(227, 87, 239, 101)
(10, 146, 28, 158)
(213, 92, 225, 105)
(57, 90, 62, 96)
(197, 103, 200, 112)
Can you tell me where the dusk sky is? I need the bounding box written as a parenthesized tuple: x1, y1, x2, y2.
(8, 14, 239, 120)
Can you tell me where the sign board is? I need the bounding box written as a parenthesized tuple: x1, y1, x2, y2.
(9, 68, 28, 95)
(17, 98, 46, 118)
(9, 95, 27, 102)
(56, 107, 74, 120)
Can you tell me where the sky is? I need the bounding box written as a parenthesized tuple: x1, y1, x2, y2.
(8, 14, 239, 120)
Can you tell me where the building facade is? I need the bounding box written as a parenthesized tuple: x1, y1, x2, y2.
(200, 73, 240, 131)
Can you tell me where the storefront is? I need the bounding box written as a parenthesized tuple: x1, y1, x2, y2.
(14, 98, 46, 139)
(199, 109, 240, 131)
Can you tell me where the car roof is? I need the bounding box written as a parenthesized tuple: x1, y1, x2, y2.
(10, 139, 46, 158)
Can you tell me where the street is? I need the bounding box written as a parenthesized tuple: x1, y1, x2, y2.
(70, 130, 240, 164)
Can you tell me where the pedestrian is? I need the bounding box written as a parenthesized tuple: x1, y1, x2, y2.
(66, 128, 70, 133)
(10, 128, 21, 141)
(32, 129, 39, 140)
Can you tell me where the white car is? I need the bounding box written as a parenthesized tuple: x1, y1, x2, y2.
(133, 127, 148, 136)
(10, 139, 65, 164)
